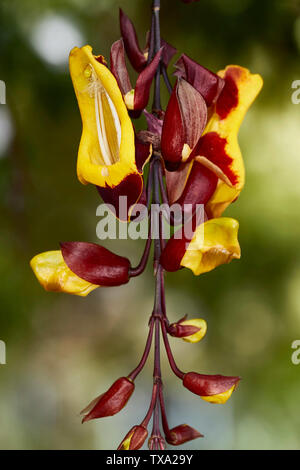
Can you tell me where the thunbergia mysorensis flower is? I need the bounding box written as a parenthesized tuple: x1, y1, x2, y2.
(30, 0, 263, 450)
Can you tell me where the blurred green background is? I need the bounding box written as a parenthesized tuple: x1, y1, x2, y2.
(0, 0, 300, 450)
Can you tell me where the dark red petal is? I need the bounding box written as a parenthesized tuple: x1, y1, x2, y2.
(174, 162, 218, 219)
(166, 424, 203, 446)
(192, 132, 237, 186)
(160, 210, 207, 271)
(174, 54, 225, 107)
(215, 68, 240, 119)
(161, 39, 177, 68)
(119, 9, 147, 73)
(110, 39, 132, 95)
(161, 79, 207, 166)
(134, 48, 164, 110)
(165, 163, 192, 205)
(60, 242, 131, 286)
(82, 377, 134, 422)
(161, 81, 185, 165)
(177, 79, 207, 153)
(97, 173, 143, 222)
(160, 236, 188, 272)
(183, 372, 240, 396)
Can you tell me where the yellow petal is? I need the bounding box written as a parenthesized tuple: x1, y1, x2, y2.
(181, 318, 207, 343)
(205, 66, 263, 217)
(201, 385, 236, 404)
(30, 250, 98, 296)
(181, 218, 241, 275)
(69, 45, 137, 188)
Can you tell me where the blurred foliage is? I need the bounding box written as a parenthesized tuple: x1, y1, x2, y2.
(0, 0, 300, 450)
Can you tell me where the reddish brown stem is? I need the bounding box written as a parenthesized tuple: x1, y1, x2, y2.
(128, 319, 155, 381)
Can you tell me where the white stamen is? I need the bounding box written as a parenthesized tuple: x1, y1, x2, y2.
(86, 65, 121, 166)
(106, 92, 121, 149)
(94, 87, 112, 166)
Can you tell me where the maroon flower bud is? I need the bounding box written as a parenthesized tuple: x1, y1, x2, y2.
(183, 372, 240, 404)
(119, 9, 147, 73)
(161, 79, 207, 168)
(81, 377, 134, 423)
(60, 242, 131, 286)
(174, 54, 225, 107)
(168, 317, 207, 343)
(118, 425, 148, 450)
(166, 424, 203, 446)
(110, 39, 163, 114)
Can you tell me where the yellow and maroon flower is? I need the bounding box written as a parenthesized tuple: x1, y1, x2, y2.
(118, 425, 148, 450)
(166, 424, 203, 446)
(81, 377, 134, 422)
(30, 242, 132, 296)
(194, 65, 263, 217)
(160, 217, 240, 275)
(69, 45, 143, 205)
(168, 317, 207, 343)
(183, 372, 240, 404)
(164, 62, 263, 218)
(30, 250, 98, 297)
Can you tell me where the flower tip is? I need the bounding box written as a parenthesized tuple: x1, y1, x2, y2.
(80, 377, 134, 422)
(166, 424, 203, 446)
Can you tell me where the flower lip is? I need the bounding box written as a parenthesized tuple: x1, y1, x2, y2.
(30, 250, 98, 297)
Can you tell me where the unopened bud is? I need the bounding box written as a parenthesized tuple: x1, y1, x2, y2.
(166, 424, 203, 446)
(81, 377, 134, 422)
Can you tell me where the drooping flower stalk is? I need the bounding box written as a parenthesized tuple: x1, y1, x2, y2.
(30, 0, 263, 450)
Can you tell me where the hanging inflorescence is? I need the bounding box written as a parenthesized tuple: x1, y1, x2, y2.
(30, 0, 263, 450)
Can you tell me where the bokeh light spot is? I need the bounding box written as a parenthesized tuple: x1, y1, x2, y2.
(30, 14, 84, 68)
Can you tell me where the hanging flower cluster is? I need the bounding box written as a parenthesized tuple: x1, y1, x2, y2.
(30, 0, 263, 450)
